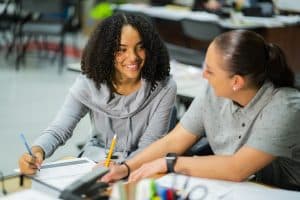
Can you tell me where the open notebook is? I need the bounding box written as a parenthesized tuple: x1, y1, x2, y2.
(31, 157, 96, 197)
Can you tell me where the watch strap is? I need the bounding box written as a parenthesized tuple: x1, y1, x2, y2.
(166, 153, 177, 173)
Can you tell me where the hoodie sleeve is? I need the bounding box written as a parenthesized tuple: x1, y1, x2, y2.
(128, 79, 177, 158)
(33, 93, 89, 158)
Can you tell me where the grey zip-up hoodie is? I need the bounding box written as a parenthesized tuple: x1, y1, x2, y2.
(33, 74, 177, 162)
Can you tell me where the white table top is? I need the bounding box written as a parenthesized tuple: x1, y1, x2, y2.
(117, 3, 300, 29)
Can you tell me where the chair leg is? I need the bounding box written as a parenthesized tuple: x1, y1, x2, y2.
(21, 35, 33, 65)
(6, 29, 17, 60)
(15, 30, 25, 70)
(42, 35, 49, 59)
(32, 35, 42, 59)
(0, 30, 10, 51)
(16, 34, 31, 67)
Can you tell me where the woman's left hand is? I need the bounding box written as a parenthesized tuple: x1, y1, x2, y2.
(128, 158, 167, 182)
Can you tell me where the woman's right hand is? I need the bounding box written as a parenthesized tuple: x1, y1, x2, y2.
(18, 146, 44, 175)
(100, 164, 129, 183)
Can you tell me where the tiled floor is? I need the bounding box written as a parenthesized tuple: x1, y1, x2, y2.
(0, 36, 90, 175)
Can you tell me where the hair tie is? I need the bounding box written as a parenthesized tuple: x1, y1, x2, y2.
(121, 161, 130, 179)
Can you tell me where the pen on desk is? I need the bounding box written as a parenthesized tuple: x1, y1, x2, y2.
(19, 133, 40, 171)
(105, 134, 117, 167)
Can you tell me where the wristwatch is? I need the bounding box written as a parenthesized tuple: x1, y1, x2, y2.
(166, 153, 177, 173)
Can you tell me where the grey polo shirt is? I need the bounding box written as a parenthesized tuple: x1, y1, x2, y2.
(180, 78, 300, 190)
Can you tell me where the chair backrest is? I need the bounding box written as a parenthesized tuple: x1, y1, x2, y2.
(20, 0, 68, 23)
(168, 106, 178, 132)
(181, 18, 223, 42)
(165, 42, 204, 67)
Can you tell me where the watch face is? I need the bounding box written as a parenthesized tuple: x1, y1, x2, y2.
(166, 153, 177, 160)
(166, 156, 176, 160)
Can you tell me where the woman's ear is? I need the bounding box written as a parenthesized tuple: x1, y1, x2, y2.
(231, 74, 245, 92)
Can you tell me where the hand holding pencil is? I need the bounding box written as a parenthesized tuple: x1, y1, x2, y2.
(18, 134, 44, 174)
(105, 134, 117, 167)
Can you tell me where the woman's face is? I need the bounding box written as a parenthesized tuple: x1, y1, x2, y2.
(202, 42, 235, 98)
(114, 25, 146, 82)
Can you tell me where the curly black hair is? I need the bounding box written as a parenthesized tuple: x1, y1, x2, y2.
(81, 12, 170, 91)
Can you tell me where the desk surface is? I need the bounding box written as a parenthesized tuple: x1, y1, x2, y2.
(0, 174, 31, 196)
(3, 167, 300, 199)
(117, 3, 300, 29)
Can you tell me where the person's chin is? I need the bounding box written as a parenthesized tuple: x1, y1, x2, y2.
(126, 72, 141, 79)
(128, 69, 141, 76)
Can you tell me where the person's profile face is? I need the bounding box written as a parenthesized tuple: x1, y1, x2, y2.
(114, 25, 146, 81)
(202, 43, 234, 98)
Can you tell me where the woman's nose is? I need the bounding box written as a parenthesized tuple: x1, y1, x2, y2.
(127, 49, 138, 61)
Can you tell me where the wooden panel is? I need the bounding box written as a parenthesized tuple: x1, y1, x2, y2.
(260, 25, 300, 73)
(155, 19, 300, 73)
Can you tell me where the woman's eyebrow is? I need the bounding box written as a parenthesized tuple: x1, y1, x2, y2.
(119, 41, 143, 47)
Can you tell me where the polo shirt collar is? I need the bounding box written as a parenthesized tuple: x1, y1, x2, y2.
(230, 81, 275, 115)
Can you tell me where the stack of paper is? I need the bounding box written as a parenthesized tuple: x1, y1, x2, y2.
(31, 157, 96, 197)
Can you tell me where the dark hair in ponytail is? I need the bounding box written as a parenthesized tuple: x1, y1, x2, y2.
(213, 30, 295, 88)
(265, 43, 294, 88)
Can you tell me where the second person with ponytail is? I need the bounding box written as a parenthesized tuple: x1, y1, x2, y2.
(100, 30, 300, 191)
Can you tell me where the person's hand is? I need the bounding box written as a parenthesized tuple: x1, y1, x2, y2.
(18, 146, 44, 175)
(128, 158, 166, 182)
(100, 164, 129, 183)
(204, 0, 221, 11)
(93, 160, 117, 170)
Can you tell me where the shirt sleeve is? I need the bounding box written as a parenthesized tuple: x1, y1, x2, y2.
(128, 79, 177, 157)
(33, 93, 89, 158)
(180, 81, 209, 137)
(246, 94, 300, 159)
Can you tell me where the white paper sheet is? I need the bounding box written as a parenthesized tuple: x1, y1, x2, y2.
(156, 174, 237, 200)
(223, 182, 300, 200)
(31, 157, 96, 196)
(156, 174, 300, 200)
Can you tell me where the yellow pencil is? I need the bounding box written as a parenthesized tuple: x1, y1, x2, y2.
(105, 134, 117, 167)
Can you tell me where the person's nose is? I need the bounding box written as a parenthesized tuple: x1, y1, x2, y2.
(127, 48, 138, 62)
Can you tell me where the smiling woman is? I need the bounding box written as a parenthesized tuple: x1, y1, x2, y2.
(18, 13, 177, 175)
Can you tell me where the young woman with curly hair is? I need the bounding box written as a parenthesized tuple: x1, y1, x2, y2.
(19, 13, 176, 174)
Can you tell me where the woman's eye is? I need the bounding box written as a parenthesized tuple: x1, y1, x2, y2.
(136, 45, 144, 50)
(205, 70, 212, 75)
